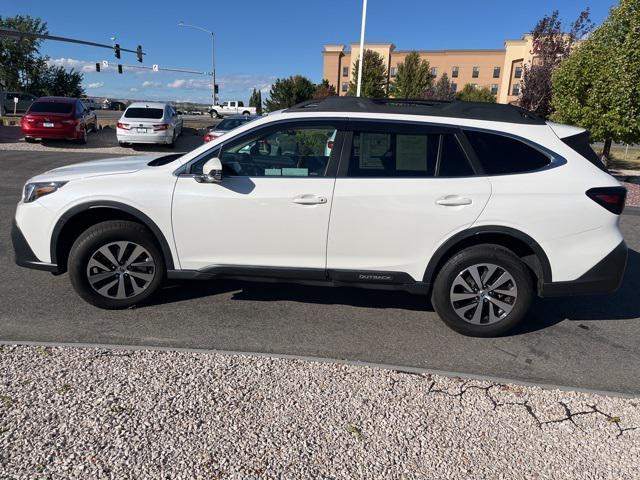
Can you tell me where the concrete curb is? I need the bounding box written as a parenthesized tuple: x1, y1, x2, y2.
(1, 339, 637, 399)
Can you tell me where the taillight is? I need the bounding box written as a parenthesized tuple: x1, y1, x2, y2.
(153, 123, 169, 131)
(61, 119, 78, 125)
(327, 140, 334, 150)
(22, 116, 34, 123)
(586, 187, 627, 215)
(117, 122, 130, 130)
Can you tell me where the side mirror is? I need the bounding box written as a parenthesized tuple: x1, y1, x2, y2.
(198, 157, 223, 183)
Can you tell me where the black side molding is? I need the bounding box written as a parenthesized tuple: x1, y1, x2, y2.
(11, 219, 59, 273)
(540, 241, 627, 297)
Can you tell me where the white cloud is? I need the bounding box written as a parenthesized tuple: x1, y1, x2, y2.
(167, 78, 211, 89)
(129, 87, 139, 92)
(142, 80, 161, 88)
(47, 57, 96, 73)
(87, 82, 104, 89)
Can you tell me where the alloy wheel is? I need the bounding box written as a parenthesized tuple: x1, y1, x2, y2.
(449, 263, 518, 325)
(86, 241, 156, 299)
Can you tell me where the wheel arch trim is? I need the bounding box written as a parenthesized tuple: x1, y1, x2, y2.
(422, 226, 552, 285)
(50, 201, 176, 270)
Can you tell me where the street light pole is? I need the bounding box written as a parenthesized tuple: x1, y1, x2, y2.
(178, 22, 216, 106)
(356, 0, 368, 97)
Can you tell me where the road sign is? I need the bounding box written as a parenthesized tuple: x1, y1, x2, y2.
(102, 60, 109, 68)
(152, 64, 159, 72)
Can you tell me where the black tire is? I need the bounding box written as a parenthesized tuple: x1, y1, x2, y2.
(25, 137, 36, 143)
(77, 126, 88, 144)
(119, 141, 129, 147)
(431, 244, 534, 337)
(67, 220, 165, 309)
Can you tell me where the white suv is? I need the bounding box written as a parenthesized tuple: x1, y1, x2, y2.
(12, 97, 628, 336)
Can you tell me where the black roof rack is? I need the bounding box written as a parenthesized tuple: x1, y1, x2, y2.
(286, 96, 545, 125)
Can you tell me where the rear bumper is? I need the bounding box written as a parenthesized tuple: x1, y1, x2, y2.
(540, 241, 627, 296)
(11, 219, 59, 273)
(22, 125, 79, 139)
(117, 130, 173, 144)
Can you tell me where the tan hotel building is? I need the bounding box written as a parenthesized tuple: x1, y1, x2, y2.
(322, 35, 534, 104)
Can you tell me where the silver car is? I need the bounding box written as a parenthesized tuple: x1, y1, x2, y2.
(116, 102, 183, 147)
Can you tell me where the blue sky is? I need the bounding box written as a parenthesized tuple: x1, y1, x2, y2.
(2, 0, 617, 104)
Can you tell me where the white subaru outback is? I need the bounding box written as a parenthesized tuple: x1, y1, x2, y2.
(12, 97, 628, 336)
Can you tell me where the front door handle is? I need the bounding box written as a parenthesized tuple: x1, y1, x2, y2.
(436, 195, 473, 206)
(293, 194, 328, 205)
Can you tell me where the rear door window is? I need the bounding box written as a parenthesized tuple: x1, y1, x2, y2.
(464, 130, 550, 175)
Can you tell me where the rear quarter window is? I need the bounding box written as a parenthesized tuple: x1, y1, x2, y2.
(464, 130, 550, 175)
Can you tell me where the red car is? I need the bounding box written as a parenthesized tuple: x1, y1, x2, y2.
(21, 97, 98, 144)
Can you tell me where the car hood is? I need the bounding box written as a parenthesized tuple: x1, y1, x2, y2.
(27, 154, 167, 183)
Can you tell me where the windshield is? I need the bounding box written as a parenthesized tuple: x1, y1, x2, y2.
(124, 107, 163, 119)
(28, 102, 73, 114)
(214, 118, 252, 131)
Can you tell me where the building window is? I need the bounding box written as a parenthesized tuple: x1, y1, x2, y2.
(342, 66, 349, 77)
(511, 83, 521, 96)
(491, 84, 498, 95)
(389, 66, 397, 77)
(493, 66, 500, 78)
(472, 66, 479, 78)
(341, 82, 349, 93)
(430, 67, 438, 77)
(451, 66, 459, 78)
(514, 66, 523, 78)
(451, 82, 457, 92)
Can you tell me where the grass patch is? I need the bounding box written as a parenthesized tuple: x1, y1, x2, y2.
(593, 145, 640, 171)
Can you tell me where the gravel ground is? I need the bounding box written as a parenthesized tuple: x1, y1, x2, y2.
(1, 345, 638, 479)
(623, 181, 640, 207)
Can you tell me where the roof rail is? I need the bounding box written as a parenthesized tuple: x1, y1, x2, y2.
(285, 96, 545, 125)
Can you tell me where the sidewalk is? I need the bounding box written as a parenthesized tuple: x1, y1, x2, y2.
(1, 345, 638, 479)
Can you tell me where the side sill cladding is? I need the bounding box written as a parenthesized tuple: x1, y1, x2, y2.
(50, 201, 176, 270)
(422, 226, 553, 286)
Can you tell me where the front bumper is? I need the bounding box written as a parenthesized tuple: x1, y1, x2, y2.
(540, 241, 628, 296)
(11, 219, 59, 273)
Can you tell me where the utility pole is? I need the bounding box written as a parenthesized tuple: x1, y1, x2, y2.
(356, 0, 368, 97)
(178, 22, 216, 106)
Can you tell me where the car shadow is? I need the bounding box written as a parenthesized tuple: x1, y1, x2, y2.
(144, 249, 640, 334)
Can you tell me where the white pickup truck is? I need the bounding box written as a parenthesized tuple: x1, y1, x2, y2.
(209, 100, 256, 118)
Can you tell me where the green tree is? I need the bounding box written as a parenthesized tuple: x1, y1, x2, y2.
(264, 75, 315, 112)
(347, 49, 387, 97)
(313, 79, 337, 98)
(249, 88, 263, 114)
(0, 15, 84, 98)
(425, 73, 455, 101)
(456, 84, 496, 103)
(391, 51, 432, 98)
(0, 15, 48, 92)
(551, 0, 640, 161)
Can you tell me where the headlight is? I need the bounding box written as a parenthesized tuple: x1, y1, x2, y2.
(23, 181, 67, 203)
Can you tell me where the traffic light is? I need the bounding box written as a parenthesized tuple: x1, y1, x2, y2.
(95, 62, 100, 72)
(214, 84, 219, 94)
(117, 64, 123, 74)
(136, 45, 143, 63)
(114, 43, 121, 59)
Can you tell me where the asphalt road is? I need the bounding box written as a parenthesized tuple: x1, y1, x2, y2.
(2, 151, 639, 394)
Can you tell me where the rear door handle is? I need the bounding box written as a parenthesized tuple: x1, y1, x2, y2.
(436, 195, 473, 206)
(293, 194, 328, 205)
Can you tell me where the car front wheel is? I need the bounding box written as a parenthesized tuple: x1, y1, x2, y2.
(431, 244, 533, 337)
(68, 220, 165, 309)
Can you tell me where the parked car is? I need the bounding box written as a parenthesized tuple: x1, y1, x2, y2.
(12, 97, 628, 336)
(209, 100, 256, 118)
(21, 97, 97, 144)
(81, 98, 101, 110)
(116, 102, 183, 147)
(2, 91, 36, 114)
(203, 115, 259, 142)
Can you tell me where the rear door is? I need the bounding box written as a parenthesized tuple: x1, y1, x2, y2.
(326, 120, 491, 282)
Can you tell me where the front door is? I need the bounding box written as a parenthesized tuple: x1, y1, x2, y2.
(327, 121, 491, 281)
(172, 120, 344, 272)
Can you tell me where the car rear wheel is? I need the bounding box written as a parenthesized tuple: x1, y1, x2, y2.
(68, 220, 165, 309)
(431, 244, 533, 337)
(77, 126, 88, 144)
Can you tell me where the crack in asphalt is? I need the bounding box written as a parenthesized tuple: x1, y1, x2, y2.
(418, 375, 638, 438)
